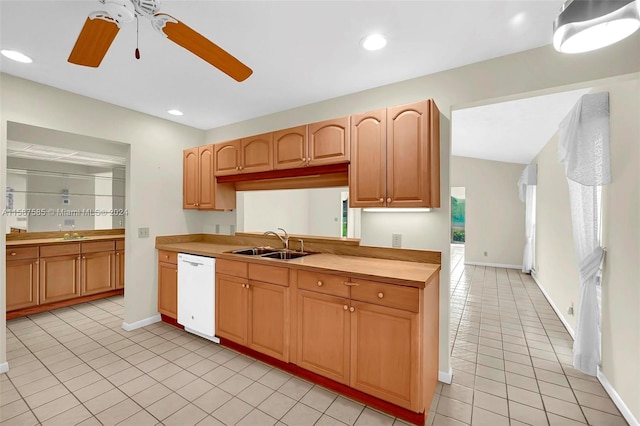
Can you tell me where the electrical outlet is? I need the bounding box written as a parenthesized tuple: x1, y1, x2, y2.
(484, 251, 488, 257)
(568, 303, 574, 316)
(392, 233, 402, 248)
(138, 227, 149, 238)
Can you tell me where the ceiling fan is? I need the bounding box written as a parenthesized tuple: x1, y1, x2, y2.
(67, 0, 252, 82)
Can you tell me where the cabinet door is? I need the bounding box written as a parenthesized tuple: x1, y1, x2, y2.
(81, 251, 115, 296)
(214, 140, 242, 176)
(158, 261, 178, 318)
(198, 144, 215, 209)
(350, 300, 419, 411)
(183, 147, 199, 209)
(241, 133, 273, 173)
(115, 250, 125, 289)
(40, 255, 80, 304)
(273, 126, 307, 170)
(215, 274, 248, 345)
(247, 281, 289, 361)
(6, 259, 39, 311)
(308, 116, 350, 166)
(387, 100, 435, 207)
(349, 109, 387, 207)
(297, 290, 350, 384)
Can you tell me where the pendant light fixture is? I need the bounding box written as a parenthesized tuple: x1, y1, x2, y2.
(553, 0, 640, 53)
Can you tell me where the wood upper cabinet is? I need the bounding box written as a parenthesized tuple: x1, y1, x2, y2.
(297, 289, 351, 384)
(350, 300, 420, 411)
(40, 254, 81, 304)
(273, 118, 350, 170)
(81, 251, 115, 296)
(241, 133, 273, 173)
(215, 274, 248, 345)
(214, 135, 273, 176)
(273, 126, 307, 170)
(349, 100, 440, 208)
(6, 247, 39, 311)
(184, 145, 236, 210)
(349, 109, 387, 208)
(387, 100, 440, 208)
(308, 116, 350, 166)
(214, 141, 242, 176)
(158, 257, 178, 319)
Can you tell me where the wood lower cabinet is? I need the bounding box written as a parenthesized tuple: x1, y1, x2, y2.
(158, 258, 178, 319)
(215, 274, 248, 345)
(216, 259, 290, 362)
(6, 258, 39, 311)
(350, 300, 419, 411)
(40, 254, 81, 304)
(81, 251, 115, 296)
(115, 249, 125, 289)
(297, 289, 350, 384)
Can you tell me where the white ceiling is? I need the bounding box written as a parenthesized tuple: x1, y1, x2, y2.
(0, 0, 565, 131)
(451, 88, 591, 164)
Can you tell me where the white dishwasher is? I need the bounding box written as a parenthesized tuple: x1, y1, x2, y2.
(177, 253, 219, 343)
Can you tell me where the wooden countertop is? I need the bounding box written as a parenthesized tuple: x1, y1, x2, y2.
(156, 241, 440, 288)
(7, 234, 124, 247)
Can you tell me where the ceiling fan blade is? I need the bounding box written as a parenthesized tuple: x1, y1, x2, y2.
(155, 13, 253, 82)
(68, 12, 120, 67)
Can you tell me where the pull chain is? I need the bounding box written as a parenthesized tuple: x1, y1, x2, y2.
(135, 15, 141, 59)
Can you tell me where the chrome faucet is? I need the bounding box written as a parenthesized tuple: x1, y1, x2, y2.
(264, 228, 289, 250)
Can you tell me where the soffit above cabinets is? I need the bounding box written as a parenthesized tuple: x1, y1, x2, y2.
(7, 140, 126, 168)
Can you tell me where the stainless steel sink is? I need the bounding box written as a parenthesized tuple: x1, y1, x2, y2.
(231, 247, 279, 256)
(259, 250, 310, 260)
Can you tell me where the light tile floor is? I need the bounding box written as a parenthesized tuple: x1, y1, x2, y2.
(1, 245, 627, 425)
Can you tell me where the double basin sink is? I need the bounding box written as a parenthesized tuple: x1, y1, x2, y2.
(230, 247, 312, 260)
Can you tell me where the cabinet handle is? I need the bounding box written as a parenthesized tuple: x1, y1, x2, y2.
(239, 166, 244, 171)
(349, 307, 355, 312)
(241, 284, 245, 288)
(165, 255, 169, 259)
(342, 281, 358, 287)
(10, 252, 16, 256)
(236, 166, 240, 170)
(343, 305, 348, 311)
(317, 280, 323, 287)
(246, 284, 250, 289)
(386, 198, 391, 203)
(378, 292, 384, 299)
(82, 256, 86, 260)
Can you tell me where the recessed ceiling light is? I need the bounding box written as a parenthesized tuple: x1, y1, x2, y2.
(168, 109, 183, 116)
(1, 49, 33, 63)
(360, 34, 387, 51)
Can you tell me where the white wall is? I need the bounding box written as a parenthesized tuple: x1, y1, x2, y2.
(95, 172, 113, 230)
(533, 79, 640, 422)
(5, 172, 27, 233)
(308, 188, 344, 237)
(450, 156, 526, 267)
(203, 35, 639, 383)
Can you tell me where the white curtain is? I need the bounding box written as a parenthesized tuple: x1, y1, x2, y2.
(518, 164, 537, 273)
(558, 92, 611, 376)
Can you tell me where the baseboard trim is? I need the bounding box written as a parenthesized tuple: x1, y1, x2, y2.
(464, 261, 522, 269)
(438, 368, 453, 384)
(0, 362, 9, 374)
(597, 368, 639, 426)
(531, 272, 575, 338)
(121, 314, 161, 332)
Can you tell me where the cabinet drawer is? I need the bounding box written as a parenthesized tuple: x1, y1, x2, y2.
(115, 239, 125, 250)
(158, 250, 178, 265)
(298, 270, 349, 298)
(248, 263, 289, 286)
(217, 259, 248, 278)
(6, 246, 38, 260)
(40, 244, 80, 258)
(81, 241, 115, 254)
(350, 279, 419, 313)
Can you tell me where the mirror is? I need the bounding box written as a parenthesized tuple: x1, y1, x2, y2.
(5, 122, 128, 234)
(237, 187, 361, 239)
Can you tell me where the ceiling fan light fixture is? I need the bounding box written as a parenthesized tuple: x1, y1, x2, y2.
(168, 109, 183, 116)
(360, 33, 387, 51)
(1, 49, 33, 63)
(553, 0, 640, 53)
